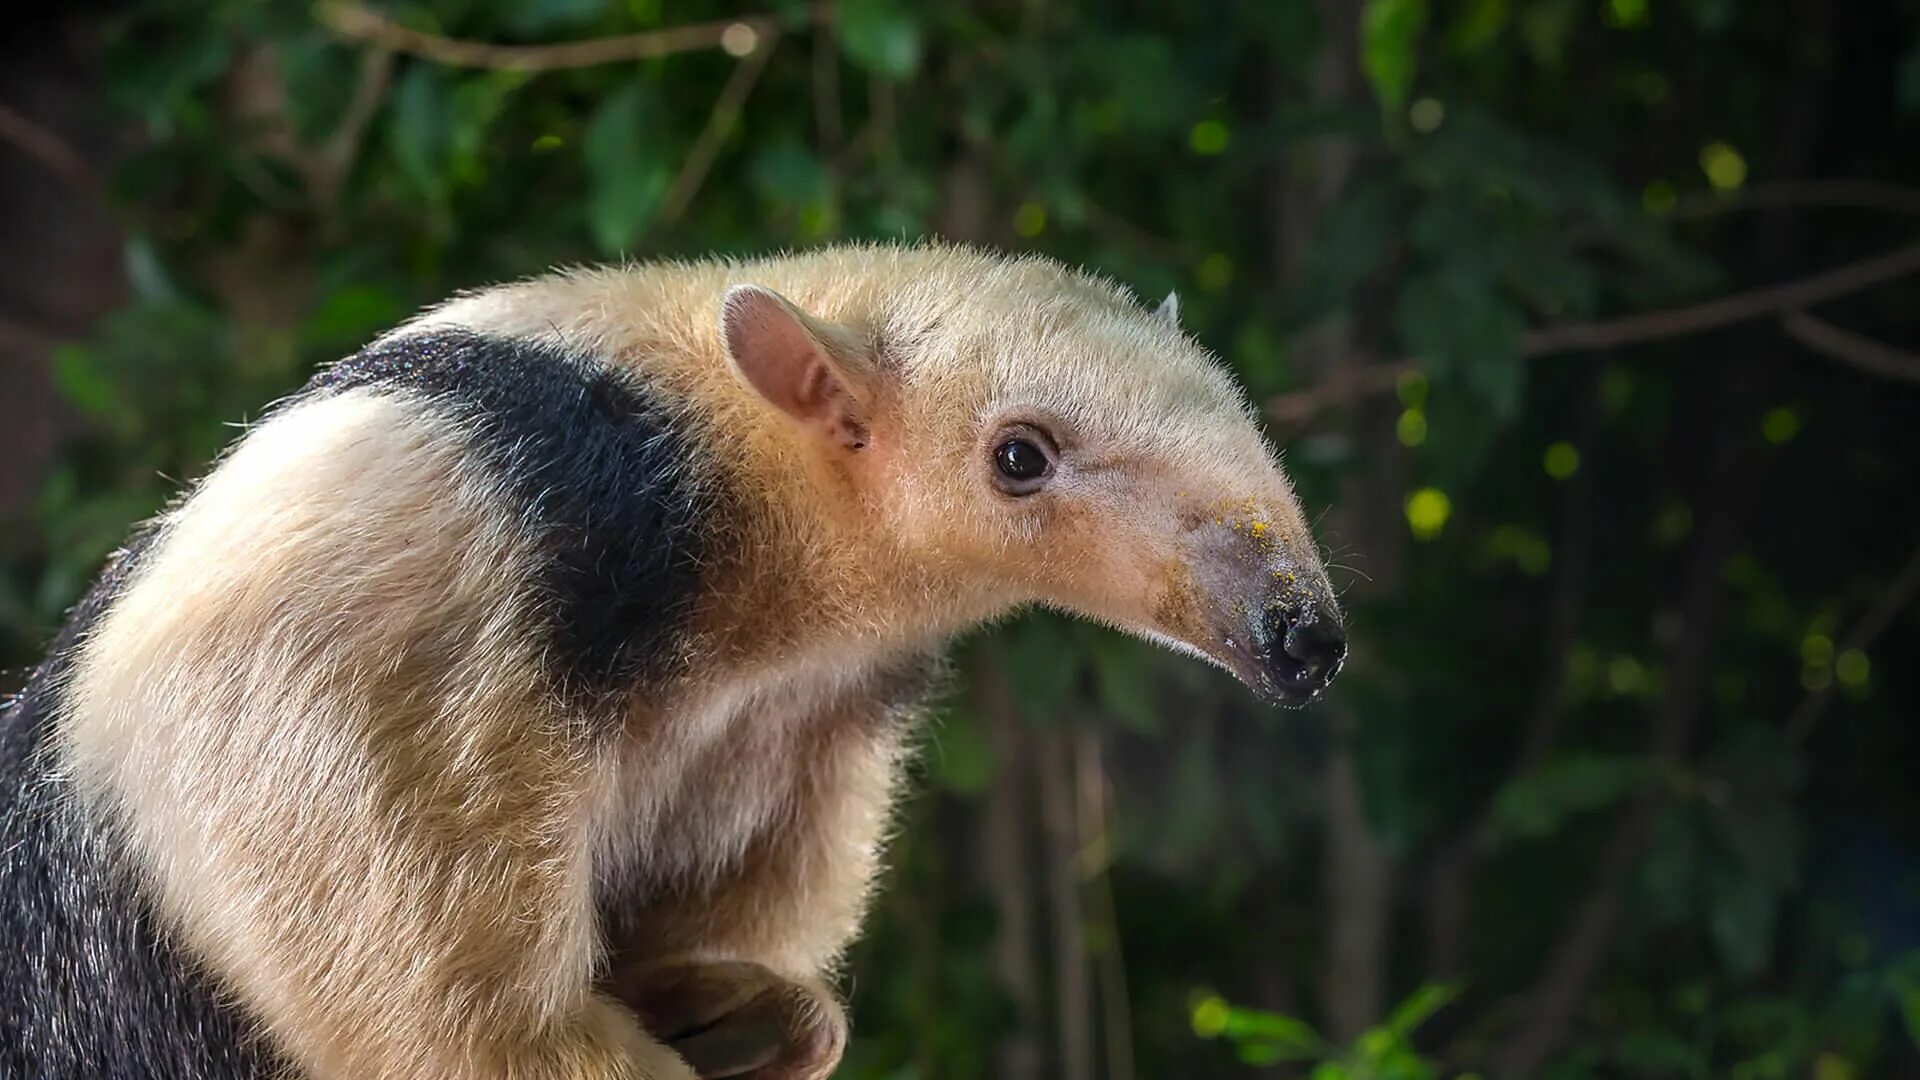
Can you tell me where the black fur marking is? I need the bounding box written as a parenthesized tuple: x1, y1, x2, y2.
(0, 532, 288, 1079)
(309, 328, 710, 701)
(0, 327, 712, 1073)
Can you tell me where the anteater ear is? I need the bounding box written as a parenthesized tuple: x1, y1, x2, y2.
(1155, 291, 1181, 328)
(720, 284, 872, 451)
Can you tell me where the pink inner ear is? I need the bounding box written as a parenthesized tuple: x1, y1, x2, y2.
(722, 285, 868, 448)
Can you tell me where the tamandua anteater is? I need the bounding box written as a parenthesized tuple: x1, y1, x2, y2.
(0, 244, 1347, 1079)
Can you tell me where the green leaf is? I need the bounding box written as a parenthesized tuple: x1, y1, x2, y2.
(839, 0, 922, 78)
(1092, 636, 1160, 734)
(1395, 270, 1526, 418)
(1490, 752, 1654, 840)
(583, 82, 671, 255)
(304, 285, 406, 349)
(926, 707, 995, 795)
(751, 135, 833, 207)
(52, 345, 123, 419)
(1445, 0, 1509, 55)
(390, 64, 453, 199)
(1383, 982, 1461, 1040)
(1291, 177, 1401, 319)
(1361, 0, 1429, 112)
(1000, 616, 1081, 721)
(1222, 1006, 1327, 1062)
(1708, 867, 1778, 978)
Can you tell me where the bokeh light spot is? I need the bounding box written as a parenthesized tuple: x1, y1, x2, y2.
(1189, 119, 1230, 155)
(1405, 488, 1451, 540)
(1409, 97, 1446, 132)
(1700, 142, 1748, 191)
(1543, 442, 1580, 480)
(1762, 406, 1800, 444)
(1397, 408, 1428, 447)
(1013, 202, 1047, 238)
(1836, 648, 1870, 687)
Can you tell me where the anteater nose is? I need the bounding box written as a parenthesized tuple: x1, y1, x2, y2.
(1261, 605, 1348, 700)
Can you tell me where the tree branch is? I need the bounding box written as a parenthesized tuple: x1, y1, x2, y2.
(1668, 180, 1920, 221)
(0, 102, 99, 192)
(315, 1, 781, 72)
(1493, 332, 1767, 1076)
(311, 46, 394, 214)
(1265, 242, 1920, 424)
(1786, 545, 1920, 743)
(1426, 370, 1603, 977)
(1519, 243, 1920, 355)
(653, 30, 779, 229)
(1780, 309, 1920, 385)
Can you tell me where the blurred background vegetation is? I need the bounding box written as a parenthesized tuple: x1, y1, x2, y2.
(3, 0, 1919, 1076)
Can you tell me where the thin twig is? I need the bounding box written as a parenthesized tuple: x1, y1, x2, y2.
(653, 30, 780, 229)
(315, 1, 780, 72)
(312, 47, 394, 212)
(1780, 309, 1920, 385)
(1268, 363, 1411, 425)
(1266, 242, 1920, 423)
(0, 102, 98, 192)
(1076, 733, 1136, 1080)
(1668, 180, 1920, 221)
(810, 3, 842, 153)
(1519, 242, 1920, 354)
(1786, 546, 1920, 743)
(1080, 198, 1190, 263)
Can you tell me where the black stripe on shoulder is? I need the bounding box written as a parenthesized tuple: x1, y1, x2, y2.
(0, 529, 285, 1079)
(307, 328, 710, 700)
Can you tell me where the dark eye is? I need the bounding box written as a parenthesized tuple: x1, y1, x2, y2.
(992, 434, 1054, 495)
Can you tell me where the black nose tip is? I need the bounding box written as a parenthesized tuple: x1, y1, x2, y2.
(1261, 606, 1348, 699)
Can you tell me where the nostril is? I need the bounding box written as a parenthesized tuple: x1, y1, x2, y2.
(1261, 607, 1348, 693)
(1284, 623, 1346, 683)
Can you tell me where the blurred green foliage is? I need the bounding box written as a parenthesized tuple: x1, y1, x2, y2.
(4, 0, 1920, 1076)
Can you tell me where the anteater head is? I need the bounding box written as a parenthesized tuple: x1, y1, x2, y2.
(719, 254, 1345, 707)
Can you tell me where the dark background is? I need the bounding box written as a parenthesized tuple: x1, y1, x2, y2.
(3, 1, 1918, 1077)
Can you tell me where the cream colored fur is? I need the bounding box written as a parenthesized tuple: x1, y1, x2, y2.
(59, 243, 1329, 1078)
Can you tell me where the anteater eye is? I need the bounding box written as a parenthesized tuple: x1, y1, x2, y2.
(992, 435, 1053, 494)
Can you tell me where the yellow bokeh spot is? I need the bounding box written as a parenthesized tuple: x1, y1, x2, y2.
(1543, 441, 1580, 480)
(1801, 632, 1834, 667)
(1606, 0, 1650, 29)
(1608, 655, 1647, 695)
(1623, 69, 1670, 104)
(1013, 202, 1047, 238)
(1700, 141, 1748, 192)
(530, 133, 564, 152)
(1761, 406, 1800, 444)
(1397, 408, 1428, 447)
(1405, 488, 1451, 540)
(1814, 1053, 1857, 1080)
(1642, 179, 1678, 215)
(798, 202, 834, 236)
(1651, 503, 1692, 547)
(1189, 119, 1230, 156)
(1836, 648, 1870, 688)
(1197, 253, 1234, 292)
(1397, 370, 1429, 408)
(1190, 993, 1229, 1038)
(1409, 97, 1446, 133)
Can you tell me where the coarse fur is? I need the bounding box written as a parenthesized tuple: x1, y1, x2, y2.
(2, 242, 1343, 1078)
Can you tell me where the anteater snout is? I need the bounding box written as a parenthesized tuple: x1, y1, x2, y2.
(1258, 601, 1347, 704)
